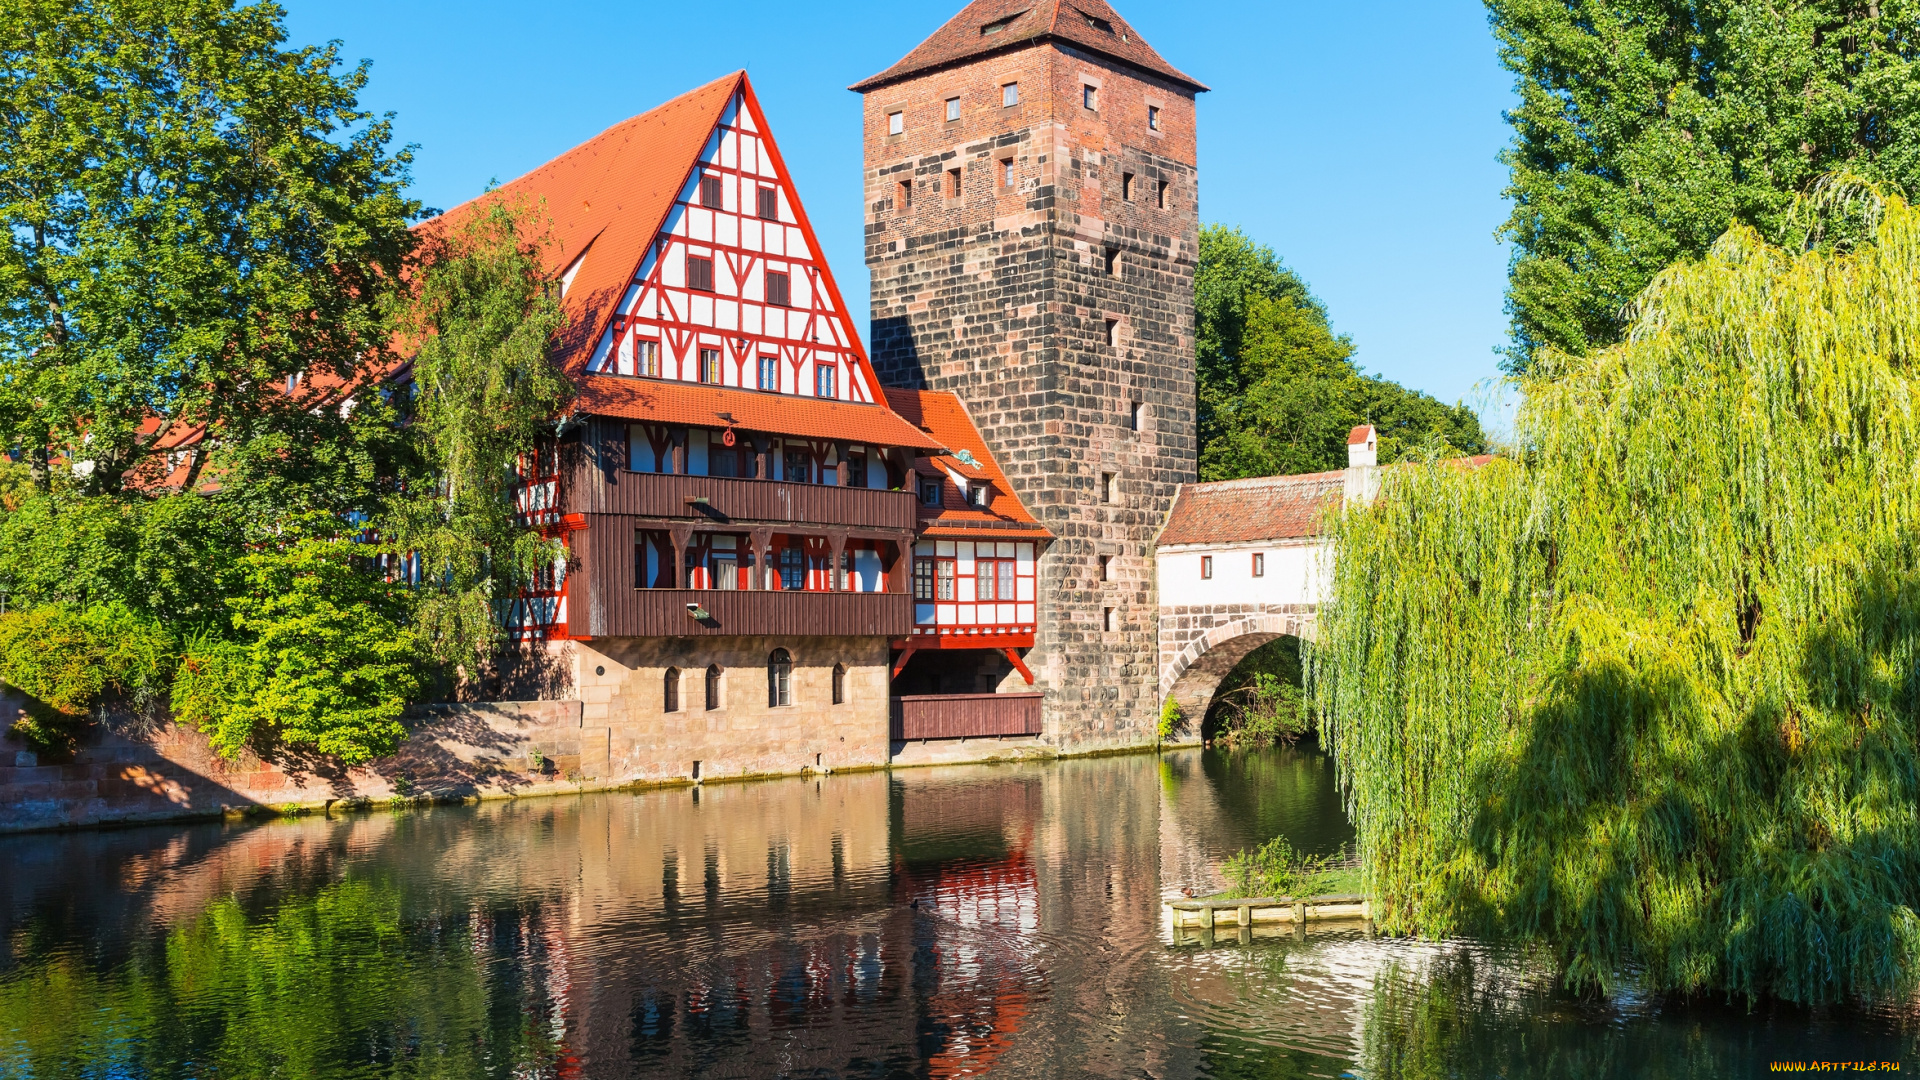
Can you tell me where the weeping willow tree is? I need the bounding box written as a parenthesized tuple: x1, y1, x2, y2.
(1313, 183, 1920, 1006)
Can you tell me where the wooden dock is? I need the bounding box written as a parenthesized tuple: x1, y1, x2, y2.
(1164, 894, 1373, 943)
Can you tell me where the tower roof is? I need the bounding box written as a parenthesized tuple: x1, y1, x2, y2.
(850, 0, 1206, 94)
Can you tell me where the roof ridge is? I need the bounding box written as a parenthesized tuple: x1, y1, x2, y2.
(1182, 470, 1346, 491)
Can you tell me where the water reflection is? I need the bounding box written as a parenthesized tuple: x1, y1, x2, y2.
(0, 748, 1912, 1078)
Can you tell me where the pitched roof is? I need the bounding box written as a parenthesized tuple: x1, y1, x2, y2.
(1156, 471, 1346, 547)
(850, 0, 1206, 93)
(589, 378, 945, 450)
(884, 388, 1052, 539)
(423, 72, 743, 377)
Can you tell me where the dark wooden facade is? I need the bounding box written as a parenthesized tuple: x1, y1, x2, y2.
(890, 693, 1044, 741)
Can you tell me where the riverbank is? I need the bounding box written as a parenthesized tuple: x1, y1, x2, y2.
(0, 695, 1179, 834)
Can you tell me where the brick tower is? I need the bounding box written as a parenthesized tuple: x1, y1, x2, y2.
(854, 0, 1204, 747)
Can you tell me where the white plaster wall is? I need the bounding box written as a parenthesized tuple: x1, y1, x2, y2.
(1155, 539, 1329, 608)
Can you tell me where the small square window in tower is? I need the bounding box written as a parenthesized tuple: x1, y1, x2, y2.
(699, 174, 723, 209)
(765, 270, 790, 307)
(945, 96, 960, 122)
(1104, 247, 1120, 276)
(687, 254, 714, 292)
(757, 185, 779, 220)
(1252, 552, 1266, 577)
(757, 354, 778, 391)
(888, 110, 904, 136)
(1122, 173, 1135, 201)
(1105, 318, 1120, 346)
(1083, 84, 1098, 110)
(1102, 472, 1118, 503)
(1002, 82, 1019, 107)
(1156, 180, 1168, 208)
(699, 348, 721, 385)
(1148, 105, 1161, 131)
(897, 179, 912, 211)
(815, 364, 836, 399)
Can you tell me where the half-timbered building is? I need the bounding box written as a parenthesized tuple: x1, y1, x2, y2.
(443, 71, 958, 783)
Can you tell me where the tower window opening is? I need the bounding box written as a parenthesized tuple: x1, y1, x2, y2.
(1083, 84, 1098, 110)
(947, 168, 962, 197)
(898, 179, 912, 211)
(1102, 471, 1118, 503)
(1122, 173, 1135, 201)
(1130, 400, 1144, 430)
(1148, 104, 1161, 131)
(699, 174, 723, 209)
(1104, 607, 1118, 632)
(1157, 179, 1168, 208)
(1001, 158, 1015, 188)
(1105, 318, 1120, 347)
(1002, 82, 1019, 107)
(1104, 246, 1119, 276)
(946, 96, 961, 122)
(1099, 554, 1113, 581)
(888, 110, 904, 136)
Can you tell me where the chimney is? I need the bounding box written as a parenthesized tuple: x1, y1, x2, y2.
(1345, 425, 1379, 506)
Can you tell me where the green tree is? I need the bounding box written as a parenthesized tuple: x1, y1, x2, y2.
(1492, 0, 1920, 372)
(384, 198, 570, 681)
(1314, 187, 1920, 1005)
(1196, 226, 1488, 480)
(0, 0, 419, 494)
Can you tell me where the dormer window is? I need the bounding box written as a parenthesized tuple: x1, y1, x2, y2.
(970, 483, 991, 508)
(982, 11, 1024, 35)
(1078, 8, 1114, 32)
(919, 476, 942, 506)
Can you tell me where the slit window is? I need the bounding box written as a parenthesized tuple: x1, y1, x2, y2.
(1102, 471, 1118, 503)
(1002, 82, 1019, 107)
(687, 255, 714, 292)
(1099, 554, 1113, 581)
(699, 174, 723, 209)
(757, 185, 779, 219)
(1122, 173, 1135, 201)
(768, 649, 792, 707)
(947, 168, 962, 197)
(1200, 555, 1213, 579)
(1104, 247, 1119, 276)
(1104, 607, 1118, 632)
(1148, 105, 1161, 131)
(1130, 401, 1144, 430)
(1105, 318, 1120, 346)
(1252, 552, 1266, 577)
(765, 270, 790, 307)
(705, 665, 722, 711)
(1157, 180, 1168, 208)
(897, 179, 912, 211)
(946, 96, 961, 122)
(1000, 158, 1015, 188)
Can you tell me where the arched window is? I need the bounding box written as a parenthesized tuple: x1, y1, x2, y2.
(768, 648, 793, 707)
(663, 667, 680, 713)
(705, 664, 723, 711)
(832, 663, 847, 705)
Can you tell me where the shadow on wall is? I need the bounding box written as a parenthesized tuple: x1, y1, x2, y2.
(869, 316, 927, 389)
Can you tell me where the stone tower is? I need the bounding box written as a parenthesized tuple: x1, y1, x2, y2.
(854, 0, 1204, 747)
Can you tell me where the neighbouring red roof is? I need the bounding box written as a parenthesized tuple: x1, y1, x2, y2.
(851, 0, 1206, 93)
(1348, 424, 1374, 445)
(1157, 471, 1345, 546)
(884, 388, 1052, 539)
(589, 378, 945, 450)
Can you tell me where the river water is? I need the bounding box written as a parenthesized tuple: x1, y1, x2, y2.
(0, 745, 1912, 1078)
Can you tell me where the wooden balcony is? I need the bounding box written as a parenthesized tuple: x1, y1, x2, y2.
(584, 588, 911, 639)
(576, 470, 917, 532)
(891, 693, 1044, 741)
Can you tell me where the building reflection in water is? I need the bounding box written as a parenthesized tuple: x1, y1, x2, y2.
(1, 749, 1912, 1079)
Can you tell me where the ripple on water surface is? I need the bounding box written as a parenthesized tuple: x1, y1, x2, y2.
(0, 747, 1913, 1079)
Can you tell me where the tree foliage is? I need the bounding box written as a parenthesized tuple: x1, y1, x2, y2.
(384, 197, 570, 677)
(1196, 226, 1487, 480)
(1313, 186, 1920, 1005)
(0, 0, 419, 493)
(1492, 0, 1920, 371)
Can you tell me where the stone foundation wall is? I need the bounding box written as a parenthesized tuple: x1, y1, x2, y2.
(571, 635, 892, 784)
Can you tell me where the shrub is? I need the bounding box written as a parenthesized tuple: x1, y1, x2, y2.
(0, 604, 176, 752)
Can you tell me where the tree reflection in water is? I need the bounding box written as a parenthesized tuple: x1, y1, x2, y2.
(0, 751, 1911, 1079)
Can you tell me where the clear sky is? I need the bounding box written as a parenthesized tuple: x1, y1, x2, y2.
(285, 0, 1517, 417)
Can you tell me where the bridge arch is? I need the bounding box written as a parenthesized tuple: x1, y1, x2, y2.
(1160, 612, 1315, 735)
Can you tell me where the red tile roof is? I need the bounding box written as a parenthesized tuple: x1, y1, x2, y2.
(587, 377, 945, 450)
(851, 0, 1206, 93)
(1156, 471, 1345, 546)
(423, 72, 743, 377)
(884, 388, 1052, 539)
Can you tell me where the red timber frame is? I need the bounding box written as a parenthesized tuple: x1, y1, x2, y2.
(587, 82, 878, 407)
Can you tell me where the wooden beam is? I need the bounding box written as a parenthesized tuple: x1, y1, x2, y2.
(1004, 647, 1035, 685)
(891, 641, 921, 679)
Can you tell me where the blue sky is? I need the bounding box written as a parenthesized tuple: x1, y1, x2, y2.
(285, 0, 1517, 417)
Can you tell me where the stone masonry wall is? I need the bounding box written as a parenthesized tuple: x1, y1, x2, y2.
(863, 42, 1200, 749)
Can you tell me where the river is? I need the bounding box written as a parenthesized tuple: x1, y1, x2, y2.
(0, 744, 1911, 1077)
